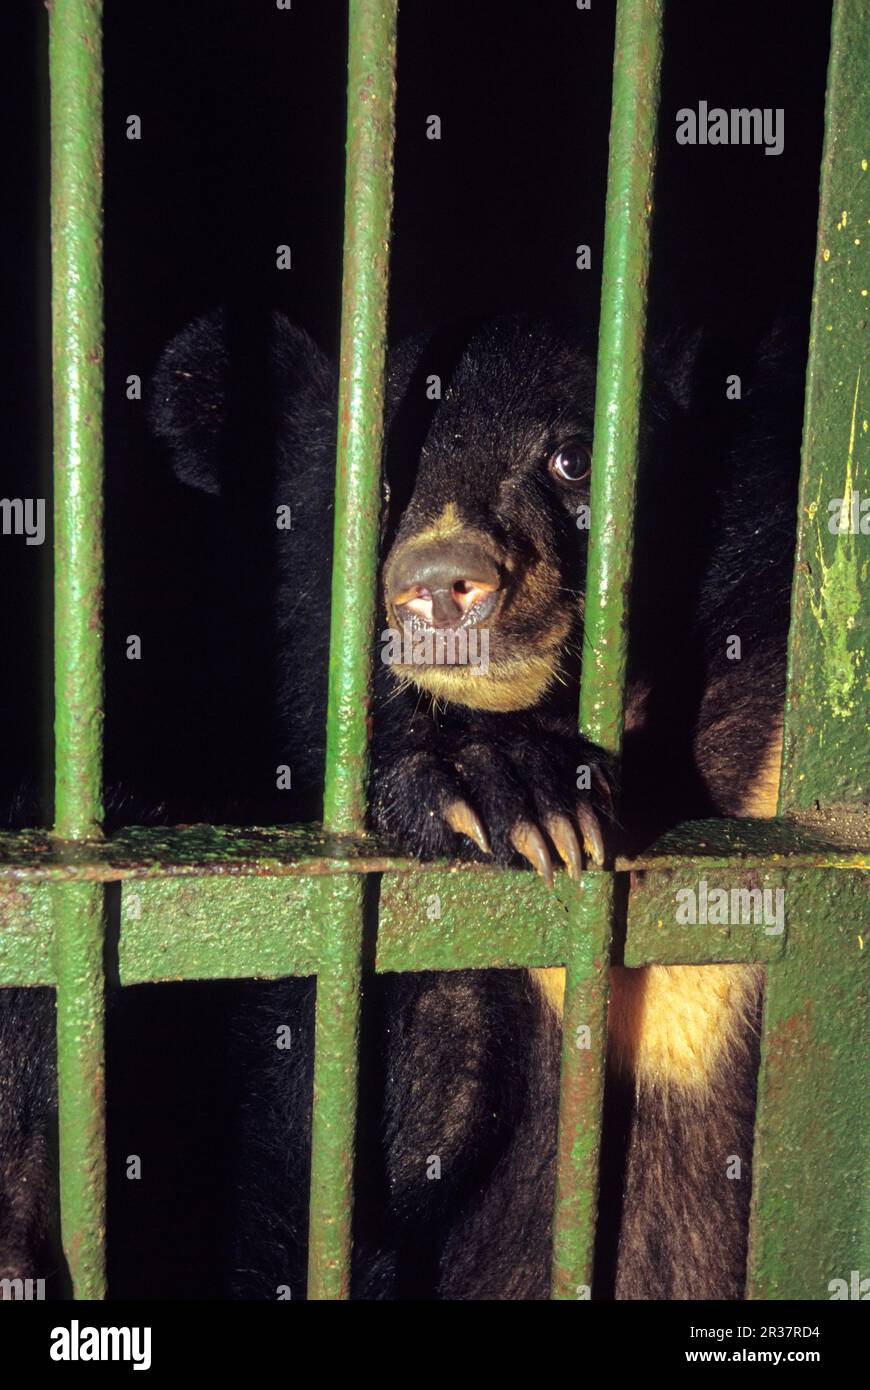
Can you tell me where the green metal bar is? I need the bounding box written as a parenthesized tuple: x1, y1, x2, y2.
(48, 0, 107, 1301)
(52, 883, 106, 1298)
(579, 0, 663, 754)
(119, 877, 328, 984)
(551, 874, 613, 1298)
(747, 871, 870, 1297)
(0, 813, 864, 884)
(779, 0, 869, 813)
(553, 0, 663, 1300)
(377, 871, 586, 972)
(309, 0, 398, 1300)
(748, 1, 870, 1299)
(2, 861, 868, 987)
(0, 882, 55, 986)
(624, 868, 790, 966)
(322, 0, 398, 835)
(50, 0, 105, 840)
(306, 877, 364, 1300)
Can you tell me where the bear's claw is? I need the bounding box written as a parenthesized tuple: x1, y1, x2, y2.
(509, 821, 555, 889)
(444, 799, 491, 855)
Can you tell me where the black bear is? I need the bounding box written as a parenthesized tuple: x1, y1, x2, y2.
(139, 307, 800, 1299)
(0, 308, 799, 1299)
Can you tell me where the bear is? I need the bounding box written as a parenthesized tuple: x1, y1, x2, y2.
(0, 307, 800, 1299)
(141, 307, 800, 1299)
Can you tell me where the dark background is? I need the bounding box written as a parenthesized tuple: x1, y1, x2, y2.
(0, 0, 833, 1298)
(1, 0, 832, 822)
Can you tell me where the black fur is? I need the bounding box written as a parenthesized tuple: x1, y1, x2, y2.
(0, 989, 63, 1295)
(610, 982, 764, 1301)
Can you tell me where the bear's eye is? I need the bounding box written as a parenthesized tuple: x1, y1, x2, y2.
(547, 444, 591, 485)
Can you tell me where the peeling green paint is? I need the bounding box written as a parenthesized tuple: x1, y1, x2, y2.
(780, 0, 870, 810)
(748, 873, 870, 1298)
(804, 372, 864, 718)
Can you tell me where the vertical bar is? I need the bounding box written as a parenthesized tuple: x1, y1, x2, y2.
(309, 0, 398, 1301)
(750, 1, 870, 1297)
(323, 0, 398, 835)
(747, 873, 870, 1297)
(50, 0, 105, 840)
(551, 874, 613, 1299)
(553, 0, 663, 1298)
(579, 0, 663, 755)
(49, 0, 106, 1298)
(778, 0, 869, 813)
(52, 883, 107, 1298)
(306, 877, 365, 1300)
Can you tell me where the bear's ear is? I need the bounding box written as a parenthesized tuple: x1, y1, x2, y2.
(148, 307, 333, 496)
(648, 326, 704, 412)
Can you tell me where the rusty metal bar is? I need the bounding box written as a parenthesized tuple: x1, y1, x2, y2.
(0, 813, 863, 888)
(322, 0, 398, 836)
(551, 874, 614, 1298)
(748, 0, 870, 1299)
(51, 883, 106, 1298)
(579, 0, 663, 756)
(3, 860, 868, 988)
(306, 877, 365, 1300)
(308, 0, 398, 1302)
(747, 872, 870, 1297)
(50, 0, 105, 841)
(778, 0, 869, 813)
(553, 0, 663, 1300)
(48, 0, 107, 1300)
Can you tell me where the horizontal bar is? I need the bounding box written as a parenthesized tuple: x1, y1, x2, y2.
(621, 807, 870, 868)
(0, 881, 55, 983)
(0, 824, 420, 881)
(376, 870, 581, 973)
(3, 866, 865, 988)
(0, 813, 865, 884)
(624, 867, 789, 966)
(118, 876, 332, 984)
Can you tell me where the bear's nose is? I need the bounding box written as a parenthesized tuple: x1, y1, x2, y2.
(387, 541, 502, 628)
